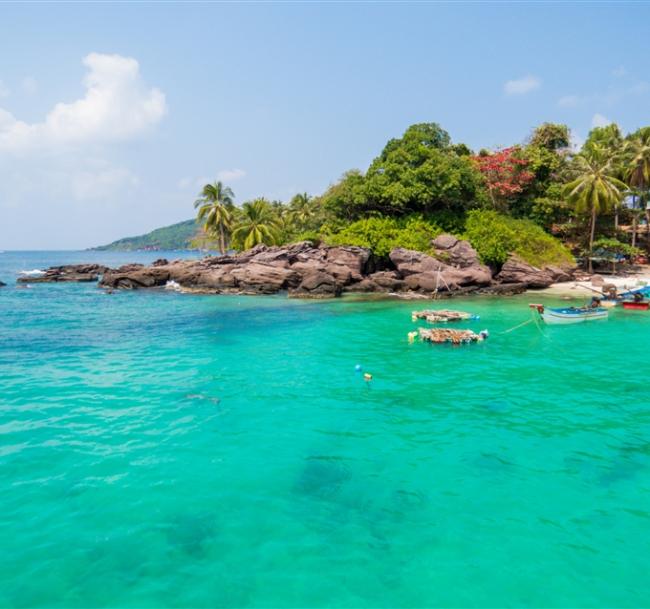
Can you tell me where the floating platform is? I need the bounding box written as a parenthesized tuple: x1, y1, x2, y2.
(416, 327, 488, 345)
(411, 309, 479, 323)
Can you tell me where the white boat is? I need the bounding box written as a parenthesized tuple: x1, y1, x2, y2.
(530, 304, 608, 324)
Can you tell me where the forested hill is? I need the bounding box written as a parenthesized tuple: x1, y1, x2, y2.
(92, 219, 204, 251)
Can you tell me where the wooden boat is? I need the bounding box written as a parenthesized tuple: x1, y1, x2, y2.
(622, 301, 650, 311)
(529, 304, 608, 324)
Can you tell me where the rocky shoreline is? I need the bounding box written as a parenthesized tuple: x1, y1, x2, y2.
(15, 235, 576, 298)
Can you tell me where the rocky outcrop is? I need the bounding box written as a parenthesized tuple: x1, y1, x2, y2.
(432, 234, 482, 268)
(0, 280, 6, 287)
(17, 264, 109, 283)
(29, 238, 574, 298)
(496, 255, 554, 289)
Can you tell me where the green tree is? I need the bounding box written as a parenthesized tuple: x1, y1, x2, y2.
(194, 181, 235, 254)
(288, 193, 316, 229)
(528, 123, 571, 152)
(231, 198, 281, 250)
(623, 127, 650, 245)
(563, 149, 628, 272)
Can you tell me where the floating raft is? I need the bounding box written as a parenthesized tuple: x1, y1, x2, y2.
(416, 327, 488, 345)
(411, 309, 479, 323)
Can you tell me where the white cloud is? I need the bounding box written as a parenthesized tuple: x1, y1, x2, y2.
(0, 52, 166, 153)
(0, 80, 9, 98)
(21, 76, 38, 95)
(216, 168, 246, 182)
(504, 75, 541, 96)
(591, 113, 612, 128)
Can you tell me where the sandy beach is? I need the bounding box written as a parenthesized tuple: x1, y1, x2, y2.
(537, 265, 650, 299)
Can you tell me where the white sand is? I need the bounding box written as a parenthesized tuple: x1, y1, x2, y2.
(535, 267, 650, 299)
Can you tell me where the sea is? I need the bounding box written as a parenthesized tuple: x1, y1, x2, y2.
(1, 250, 649, 607)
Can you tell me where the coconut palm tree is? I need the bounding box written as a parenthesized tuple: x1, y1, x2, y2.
(231, 198, 281, 250)
(194, 182, 235, 254)
(623, 128, 650, 246)
(563, 148, 628, 272)
(288, 193, 315, 229)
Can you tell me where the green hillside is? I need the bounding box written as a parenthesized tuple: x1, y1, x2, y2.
(93, 219, 209, 251)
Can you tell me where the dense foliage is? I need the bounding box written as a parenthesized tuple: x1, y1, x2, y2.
(325, 216, 442, 257)
(184, 120, 650, 269)
(464, 210, 574, 267)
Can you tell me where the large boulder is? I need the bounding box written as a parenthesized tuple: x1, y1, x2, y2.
(230, 262, 300, 293)
(100, 267, 170, 289)
(325, 246, 372, 279)
(389, 248, 446, 276)
(544, 265, 574, 283)
(289, 271, 341, 298)
(432, 234, 482, 268)
(496, 255, 554, 289)
(0, 280, 6, 287)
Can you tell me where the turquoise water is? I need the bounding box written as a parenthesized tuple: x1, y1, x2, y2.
(1, 251, 650, 608)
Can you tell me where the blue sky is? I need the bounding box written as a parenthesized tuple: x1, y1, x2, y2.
(1, 2, 649, 249)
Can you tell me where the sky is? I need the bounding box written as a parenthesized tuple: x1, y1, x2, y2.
(1, 2, 649, 250)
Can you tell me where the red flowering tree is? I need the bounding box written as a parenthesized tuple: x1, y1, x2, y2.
(472, 147, 535, 211)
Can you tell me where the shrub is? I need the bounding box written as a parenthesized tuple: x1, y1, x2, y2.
(326, 216, 442, 257)
(592, 238, 641, 260)
(465, 209, 574, 267)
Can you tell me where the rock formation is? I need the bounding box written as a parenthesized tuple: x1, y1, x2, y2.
(24, 235, 575, 298)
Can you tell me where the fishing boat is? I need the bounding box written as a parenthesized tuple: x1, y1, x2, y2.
(529, 303, 608, 324)
(622, 301, 650, 311)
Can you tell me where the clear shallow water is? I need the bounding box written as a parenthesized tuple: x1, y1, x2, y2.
(1, 251, 650, 608)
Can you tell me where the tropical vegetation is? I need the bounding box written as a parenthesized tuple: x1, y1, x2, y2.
(189, 121, 650, 270)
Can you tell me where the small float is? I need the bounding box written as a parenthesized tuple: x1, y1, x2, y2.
(417, 327, 489, 345)
(529, 303, 608, 324)
(411, 309, 479, 323)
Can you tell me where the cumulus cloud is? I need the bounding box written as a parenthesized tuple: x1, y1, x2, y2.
(592, 113, 612, 128)
(504, 75, 541, 96)
(216, 168, 246, 182)
(0, 52, 166, 153)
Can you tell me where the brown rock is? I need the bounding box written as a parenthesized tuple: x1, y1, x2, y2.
(496, 255, 554, 289)
(389, 248, 446, 276)
(289, 271, 341, 298)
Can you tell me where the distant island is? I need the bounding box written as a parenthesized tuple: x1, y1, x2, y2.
(92, 219, 212, 251)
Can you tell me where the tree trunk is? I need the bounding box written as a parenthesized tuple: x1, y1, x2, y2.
(219, 225, 226, 255)
(632, 194, 638, 248)
(614, 206, 619, 230)
(588, 207, 597, 274)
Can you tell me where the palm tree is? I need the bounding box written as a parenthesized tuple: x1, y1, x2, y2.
(194, 181, 235, 254)
(623, 128, 650, 246)
(563, 148, 628, 272)
(288, 193, 315, 228)
(231, 198, 281, 250)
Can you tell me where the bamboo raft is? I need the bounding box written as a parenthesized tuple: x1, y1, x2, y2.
(411, 309, 479, 323)
(415, 327, 489, 345)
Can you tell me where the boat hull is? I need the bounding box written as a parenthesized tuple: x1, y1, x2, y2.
(622, 301, 649, 311)
(540, 308, 608, 324)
